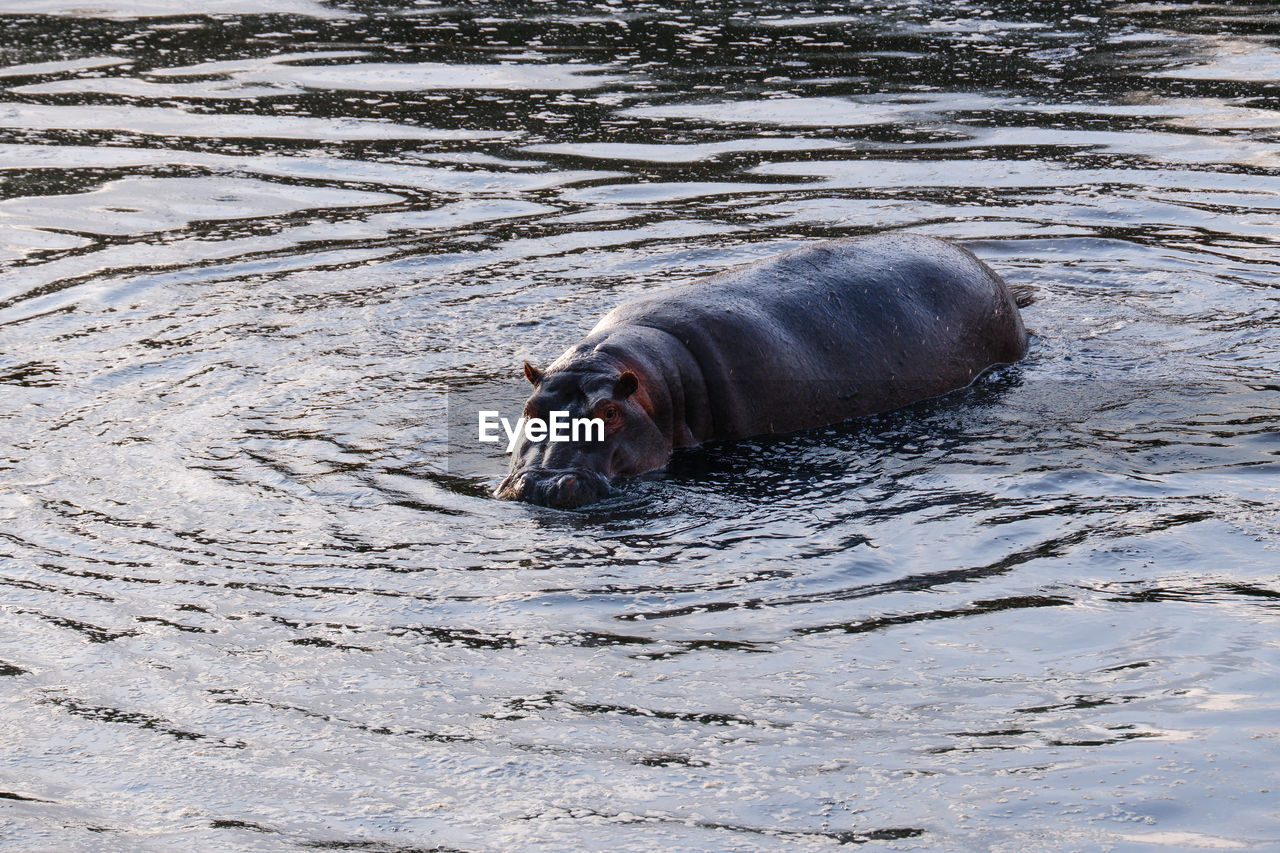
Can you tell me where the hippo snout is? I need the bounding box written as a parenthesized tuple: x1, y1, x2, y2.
(495, 468, 611, 509)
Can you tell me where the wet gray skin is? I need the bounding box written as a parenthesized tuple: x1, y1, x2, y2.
(496, 362, 667, 508)
(494, 233, 1028, 509)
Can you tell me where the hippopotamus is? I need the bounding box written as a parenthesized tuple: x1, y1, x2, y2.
(495, 233, 1028, 508)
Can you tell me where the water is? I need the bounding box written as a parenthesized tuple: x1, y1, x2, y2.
(1, 1, 1278, 850)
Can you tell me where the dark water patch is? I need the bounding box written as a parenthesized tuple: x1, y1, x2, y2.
(0, 572, 117, 602)
(0, 790, 53, 802)
(492, 690, 781, 729)
(930, 723, 1162, 754)
(289, 636, 374, 651)
(1099, 660, 1155, 672)
(40, 693, 245, 747)
(634, 751, 710, 768)
(208, 688, 475, 745)
(135, 614, 213, 633)
(13, 610, 137, 643)
(1090, 579, 1280, 608)
(210, 818, 276, 833)
(630, 637, 772, 660)
(303, 841, 472, 853)
(1045, 727, 1162, 749)
(1015, 694, 1141, 715)
(0, 359, 61, 386)
(683, 820, 926, 847)
(514, 802, 926, 846)
(796, 594, 1074, 637)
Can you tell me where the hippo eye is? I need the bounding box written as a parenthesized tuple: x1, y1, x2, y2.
(601, 404, 621, 422)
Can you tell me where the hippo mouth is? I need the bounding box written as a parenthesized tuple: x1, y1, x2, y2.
(494, 467, 612, 509)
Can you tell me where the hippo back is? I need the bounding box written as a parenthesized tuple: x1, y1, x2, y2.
(588, 233, 1027, 440)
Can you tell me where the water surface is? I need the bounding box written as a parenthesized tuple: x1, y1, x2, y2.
(1, 2, 1278, 851)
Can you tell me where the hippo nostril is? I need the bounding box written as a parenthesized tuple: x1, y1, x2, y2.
(496, 468, 609, 508)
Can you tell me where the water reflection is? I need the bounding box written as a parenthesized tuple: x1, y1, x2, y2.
(1, 0, 1278, 850)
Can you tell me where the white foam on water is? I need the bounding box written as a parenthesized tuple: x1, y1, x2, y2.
(522, 138, 851, 163)
(1154, 38, 1280, 82)
(620, 92, 1029, 126)
(240, 61, 628, 92)
(0, 56, 131, 77)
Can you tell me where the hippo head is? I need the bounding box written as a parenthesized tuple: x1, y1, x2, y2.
(494, 360, 669, 508)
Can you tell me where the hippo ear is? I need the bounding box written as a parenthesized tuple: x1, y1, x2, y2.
(614, 370, 639, 399)
(523, 361, 544, 386)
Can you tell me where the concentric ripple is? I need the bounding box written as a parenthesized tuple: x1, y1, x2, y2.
(1, 1, 1278, 851)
